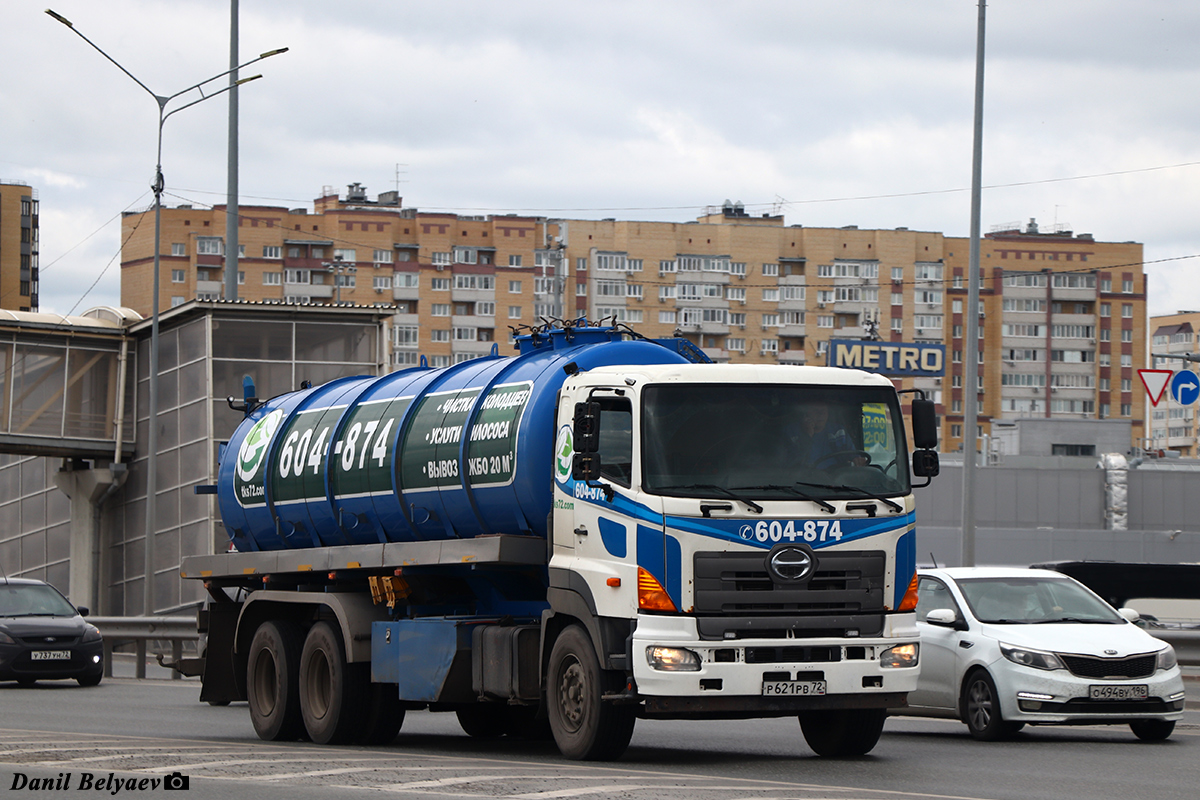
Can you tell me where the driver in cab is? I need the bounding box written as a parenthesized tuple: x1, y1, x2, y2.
(798, 402, 865, 468)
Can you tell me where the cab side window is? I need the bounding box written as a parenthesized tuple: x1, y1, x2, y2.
(915, 577, 962, 623)
(597, 397, 632, 486)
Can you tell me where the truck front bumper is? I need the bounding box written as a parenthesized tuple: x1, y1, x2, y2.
(631, 614, 918, 719)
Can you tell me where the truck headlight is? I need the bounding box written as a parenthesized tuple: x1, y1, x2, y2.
(646, 646, 701, 671)
(1000, 643, 1064, 671)
(879, 643, 918, 668)
(1157, 645, 1178, 671)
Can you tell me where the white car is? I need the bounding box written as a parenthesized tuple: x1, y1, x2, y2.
(901, 567, 1184, 741)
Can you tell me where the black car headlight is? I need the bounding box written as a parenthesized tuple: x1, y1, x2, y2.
(0, 630, 14, 645)
(81, 625, 102, 644)
(1000, 643, 1064, 671)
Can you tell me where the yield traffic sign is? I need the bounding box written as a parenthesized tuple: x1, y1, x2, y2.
(1138, 369, 1173, 407)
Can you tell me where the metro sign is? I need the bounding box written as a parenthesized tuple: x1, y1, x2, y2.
(1137, 369, 1173, 407)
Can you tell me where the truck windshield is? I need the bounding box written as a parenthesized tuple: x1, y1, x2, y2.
(641, 384, 910, 501)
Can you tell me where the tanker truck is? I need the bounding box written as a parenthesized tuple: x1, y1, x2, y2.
(180, 322, 940, 760)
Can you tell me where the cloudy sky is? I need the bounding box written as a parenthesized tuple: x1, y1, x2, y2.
(5, 1, 1199, 317)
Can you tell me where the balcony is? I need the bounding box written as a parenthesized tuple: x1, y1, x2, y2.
(393, 285, 420, 302)
(285, 283, 333, 299)
(777, 350, 806, 365)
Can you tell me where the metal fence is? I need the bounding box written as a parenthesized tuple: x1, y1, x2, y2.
(89, 616, 199, 680)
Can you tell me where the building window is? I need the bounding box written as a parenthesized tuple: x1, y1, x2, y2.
(197, 237, 223, 255)
(171, 270, 186, 283)
(373, 249, 393, 264)
(430, 329, 450, 342)
(263, 245, 281, 259)
(431, 278, 450, 291)
(508, 255, 523, 267)
(659, 311, 677, 324)
(431, 252, 451, 266)
(263, 272, 282, 285)
(394, 272, 419, 288)
(431, 304, 450, 316)
(1121, 354, 1132, 367)
(373, 276, 392, 291)
(1123, 279, 1134, 293)
(1121, 329, 1133, 343)
(171, 296, 185, 307)
(1121, 403, 1132, 416)
(333, 248, 356, 263)
(1100, 278, 1112, 292)
(171, 243, 186, 256)
(509, 280, 522, 293)
(817, 315, 834, 328)
(762, 288, 779, 302)
(1051, 444, 1095, 456)
(394, 325, 419, 347)
(508, 306, 522, 319)
(453, 246, 477, 265)
(891, 267, 904, 281)
(762, 263, 779, 277)
(1122, 303, 1133, 318)
(476, 302, 495, 316)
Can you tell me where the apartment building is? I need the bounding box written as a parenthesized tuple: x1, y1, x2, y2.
(0, 181, 39, 311)
(119, 188, 1148, 449)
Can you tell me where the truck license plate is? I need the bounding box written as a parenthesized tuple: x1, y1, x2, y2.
(1089, 684, 1148, 700)
(30, 650, 70, 661)
(762, 680, 826, 696)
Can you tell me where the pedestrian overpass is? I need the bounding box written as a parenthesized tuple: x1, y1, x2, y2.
(0, 307, 138, 461)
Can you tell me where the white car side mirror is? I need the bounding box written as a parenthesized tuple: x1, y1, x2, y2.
(925, 608, 958, 626)
(1117, 607, 1140, 623)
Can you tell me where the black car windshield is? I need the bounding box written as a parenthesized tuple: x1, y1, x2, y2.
(956, 577, 1123, 624)
(0, 583, 78, 617)
(642, 383, 909, 500)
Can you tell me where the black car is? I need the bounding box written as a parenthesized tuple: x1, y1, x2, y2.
(0, 578, 104, 686)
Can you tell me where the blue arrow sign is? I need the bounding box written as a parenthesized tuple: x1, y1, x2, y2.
(1170, 370, 1200, 406)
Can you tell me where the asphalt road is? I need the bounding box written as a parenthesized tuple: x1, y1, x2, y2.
(2, 676, 1199, 800)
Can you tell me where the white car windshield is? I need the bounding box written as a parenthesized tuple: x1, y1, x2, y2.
(956, 577, 1123, 624)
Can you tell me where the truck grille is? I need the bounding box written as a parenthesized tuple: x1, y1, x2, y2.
(693, 550, 886, 640)
(1060, 654, 1156, 680)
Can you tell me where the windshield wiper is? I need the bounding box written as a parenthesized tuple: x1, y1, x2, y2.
(654, 484, 763, 514)
(733, 485, 836, 514)
(793, 481, 903, 513)
(1031, 617, 1120, 624)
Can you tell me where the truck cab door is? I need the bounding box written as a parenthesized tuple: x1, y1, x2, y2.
(551, 390, 656, 619)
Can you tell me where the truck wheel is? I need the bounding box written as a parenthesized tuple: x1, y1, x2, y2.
(457, 705, 508, 738)
(246, 621, 305, 741)
(547, 625, 636, 761)
(299, 621, 366, 744)
(798, 708, 886, 757)
(359, 683, 405, 745)
(1130, 719, 1175, 741)
(961, 670, 1021, 741)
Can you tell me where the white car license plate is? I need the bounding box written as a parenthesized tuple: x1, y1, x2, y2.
(762, 680, 827, 696)
(1089, 684, 1148, 700)
(30, 650, 71, 661)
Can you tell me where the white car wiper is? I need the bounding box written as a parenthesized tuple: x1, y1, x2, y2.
(1031, 617, 1121, 624)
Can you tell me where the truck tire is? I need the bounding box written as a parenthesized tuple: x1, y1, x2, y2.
(246, 621, 305, 741)
(457, 705, 508, 738)
(798, 708, 887, 757)
(298, 621, 367, 744)
(359, 683, 405, 745)
(547, 625, 636, 761)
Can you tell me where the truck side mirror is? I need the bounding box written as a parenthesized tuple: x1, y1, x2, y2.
(572, 452, 601, 481)
(912, 449, 940, 478)
(911, 398, 938, 450)
(573, 401, 601, 453)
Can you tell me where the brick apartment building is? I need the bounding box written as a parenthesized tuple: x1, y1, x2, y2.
(119, 185, 1148, 451)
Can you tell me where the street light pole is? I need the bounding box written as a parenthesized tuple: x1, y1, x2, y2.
(46, 9, 285, 615)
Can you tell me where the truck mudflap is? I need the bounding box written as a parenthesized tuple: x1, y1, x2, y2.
(641, 692, 908, 720)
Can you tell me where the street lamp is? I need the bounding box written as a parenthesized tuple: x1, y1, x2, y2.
(46, 9, 286, 616)
(324, 255, 357, 304)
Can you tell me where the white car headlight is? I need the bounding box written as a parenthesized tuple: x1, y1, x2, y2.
(1000, 643, 1064, 671)
(1156, 645, 1178, 671)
